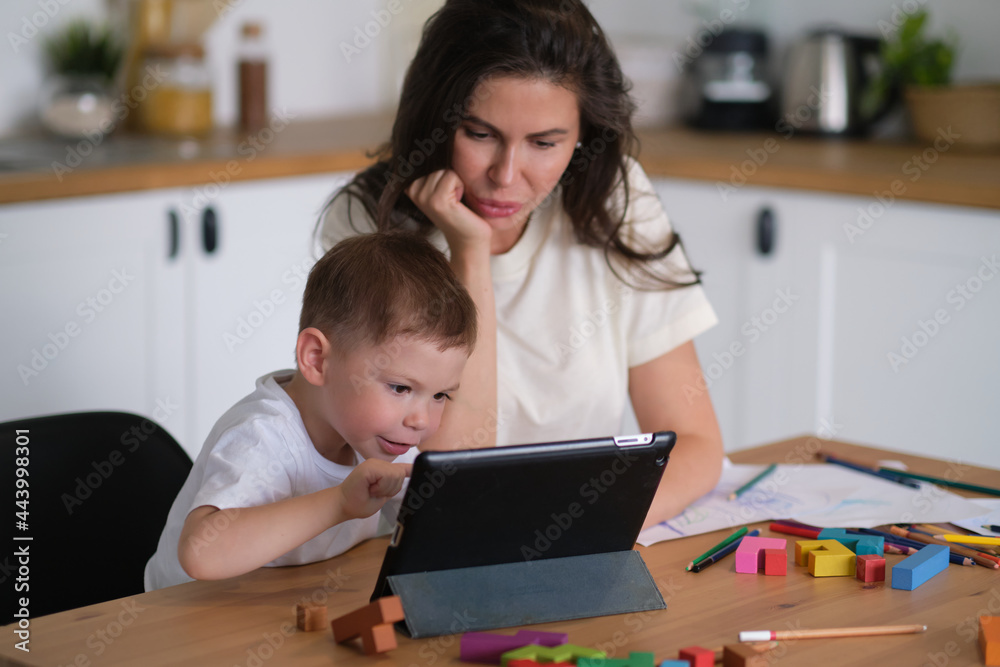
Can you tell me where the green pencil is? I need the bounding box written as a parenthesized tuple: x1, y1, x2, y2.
(877, 468, 1000, 497)
(686, 525, 749, 571)
(728, 463, 778, 502)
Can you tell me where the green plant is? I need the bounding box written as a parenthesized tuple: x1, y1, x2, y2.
(881, 10, 957, 87)
(43, 19, 123, 82)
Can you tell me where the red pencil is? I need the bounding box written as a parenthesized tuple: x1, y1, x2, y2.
(769, 522, 820, 539)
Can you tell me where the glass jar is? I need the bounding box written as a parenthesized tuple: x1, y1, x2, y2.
(138, 43, 213, 136)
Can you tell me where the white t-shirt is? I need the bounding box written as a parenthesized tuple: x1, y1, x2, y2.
(320, 159, 718, 446)
(144, 370, 412, 591)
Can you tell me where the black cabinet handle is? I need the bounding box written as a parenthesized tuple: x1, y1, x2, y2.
(167, 209, 180, 260)
(202, 206, 219, 255)
(756, 206, 776, 256)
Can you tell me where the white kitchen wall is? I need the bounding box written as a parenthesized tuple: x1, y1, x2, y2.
(1, 0, 997, 137)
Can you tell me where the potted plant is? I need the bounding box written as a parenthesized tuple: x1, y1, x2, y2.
(40, 19, 124, 139)
(874, 10, 1000, 149)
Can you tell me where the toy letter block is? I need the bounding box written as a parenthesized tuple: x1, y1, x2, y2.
(501, 644, 605, 667)
(735, 536, 787, 574)
(461, 630, 569, 664)
(980, 616, 1000, 666)
(891, 544, 949, 590)
(678, 646, 715, 667)
(295, 603, 327, 631)
(818, 528, 884, 556)
(722, 644, 769, 667)
(763, 548, 786, 576)
(330, 596, 405, 655)
(856, 554, 886, 582)
(577, 653, 655, 667)
(795, 539, 855, 576)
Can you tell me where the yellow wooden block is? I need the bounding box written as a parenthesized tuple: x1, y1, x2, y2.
(807, 539, 856, 577)
(795, 540, 829, 566)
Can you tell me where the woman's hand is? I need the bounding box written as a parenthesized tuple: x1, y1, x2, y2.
(406, 170, 492, 258)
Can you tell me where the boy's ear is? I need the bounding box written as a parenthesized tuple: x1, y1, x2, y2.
(296, 327, 331, 387)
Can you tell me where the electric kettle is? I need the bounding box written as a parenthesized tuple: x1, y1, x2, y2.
(781, 28, 891, 136)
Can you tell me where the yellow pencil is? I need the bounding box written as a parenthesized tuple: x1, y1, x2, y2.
(933, 533, 1000, 546)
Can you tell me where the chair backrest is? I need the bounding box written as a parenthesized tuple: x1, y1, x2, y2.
(3, 411, 192, 618)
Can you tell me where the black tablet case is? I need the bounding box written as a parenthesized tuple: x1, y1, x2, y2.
(372, 432, 675, 637)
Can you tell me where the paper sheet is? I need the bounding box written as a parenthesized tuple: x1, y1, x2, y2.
(637, 461, 992, 546)
(949, 499, 1000, 536)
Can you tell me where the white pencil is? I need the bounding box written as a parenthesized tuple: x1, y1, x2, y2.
(739, 624, 927, 642)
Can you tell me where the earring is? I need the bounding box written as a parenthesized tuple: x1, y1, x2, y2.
(575, 141, 582, 149)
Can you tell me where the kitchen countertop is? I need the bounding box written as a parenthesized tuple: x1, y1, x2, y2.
(1, 113, 998, 209)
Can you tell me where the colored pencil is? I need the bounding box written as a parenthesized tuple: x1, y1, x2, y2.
(686, 526, 749, 571)
(877, 468, 1000, 497)
(821, 453, 921, 489)
(710, 641, 778, 661)
(852, 528, 970, 565)
(769, 521, 820, 539)
(690, 530, 760, 573)
(889, 526, 999, 569)
(740, 624, 926, 642)
(907, 526, 1000, 561)
(933, 534, 1000, 546)
(728, 464, 778, 501)
(985, 525, 1000, 534)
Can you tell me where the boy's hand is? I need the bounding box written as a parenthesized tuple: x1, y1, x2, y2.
(338, 459, 412, 520)
(406, 170, 492, 255)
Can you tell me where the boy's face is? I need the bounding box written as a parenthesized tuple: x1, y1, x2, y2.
(321, 335, 468, 461)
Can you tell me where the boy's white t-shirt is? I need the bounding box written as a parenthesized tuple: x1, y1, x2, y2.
(144, 370, 412, 591)
(320, 159, 718, 445)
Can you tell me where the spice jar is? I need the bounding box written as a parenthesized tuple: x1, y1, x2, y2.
(237, 22, 268, 132)
(138, 43, 213, 136)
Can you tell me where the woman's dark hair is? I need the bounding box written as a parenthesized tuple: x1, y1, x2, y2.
(328, 0, 699, 289)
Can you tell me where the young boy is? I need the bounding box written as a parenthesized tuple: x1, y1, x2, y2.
(144, 232, 477, 590)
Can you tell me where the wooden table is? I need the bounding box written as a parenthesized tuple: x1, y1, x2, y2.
(3, 436, 998, 666)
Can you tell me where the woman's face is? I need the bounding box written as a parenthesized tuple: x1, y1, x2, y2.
(451, 76, 581, 254)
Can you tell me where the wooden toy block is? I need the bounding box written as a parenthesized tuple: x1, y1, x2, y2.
(295, 603, 327, 631)
(796, 539, 855, 576)
(980, 616, 1000, 666)
(763, 548, 787, 575)
(677, 646, 715, 667)
(461, 630, 568, 664)
(722, 644, 769, 667)
(330, 596, 405, 654)
(658, 661, 689, 667)
(734, 536, 787, 574)
(856, 554, 886, 582)
(577, 653, 654, 667)
(891, 544, 949, 590)
(507, 661, 573, 667)
(501, 644, 605, 667)
(818, 528, 884, 555)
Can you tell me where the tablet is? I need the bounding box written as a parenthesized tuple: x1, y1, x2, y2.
(371, 431, 675, 600)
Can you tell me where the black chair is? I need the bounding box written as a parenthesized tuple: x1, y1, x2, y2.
(3, 411, 192, 618)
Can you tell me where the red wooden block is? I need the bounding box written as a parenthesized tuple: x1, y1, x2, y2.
(678, 645, 715, 667)
(331, 596, 405, 654)
(856, 554, 886, 582)
(763, 548, 787, 576)
(295, 603, 327, 631)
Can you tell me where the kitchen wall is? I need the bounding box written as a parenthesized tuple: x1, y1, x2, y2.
(1, 0, 998, 138)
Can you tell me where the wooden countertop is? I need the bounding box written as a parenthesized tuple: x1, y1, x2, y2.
(1, 113, 998, 209)
(2, 436, 998, 667)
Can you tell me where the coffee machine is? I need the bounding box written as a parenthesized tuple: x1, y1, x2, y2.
(678, 29, 774, 131)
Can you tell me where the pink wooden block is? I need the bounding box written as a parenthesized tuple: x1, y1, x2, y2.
(856, 554, 886, 582)
(735, 536, 788, 574)
(763, 548, 787, 575)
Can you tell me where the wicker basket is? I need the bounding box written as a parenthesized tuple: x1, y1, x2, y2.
(905, 83, 1000, 149)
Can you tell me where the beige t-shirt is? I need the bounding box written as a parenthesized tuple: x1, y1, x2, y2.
(319, 159, 718, 445)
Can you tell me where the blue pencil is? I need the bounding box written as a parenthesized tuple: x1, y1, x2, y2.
(822, 453, 921, 489)
(690, 529, 760, 573)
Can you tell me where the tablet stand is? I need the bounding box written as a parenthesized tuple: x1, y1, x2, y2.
(386, 550, 666, 638)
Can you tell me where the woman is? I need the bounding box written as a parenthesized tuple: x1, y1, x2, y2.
(320, 0, 723, 526)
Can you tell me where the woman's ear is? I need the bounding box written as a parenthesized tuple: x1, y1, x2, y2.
(296, 327, 331, 387)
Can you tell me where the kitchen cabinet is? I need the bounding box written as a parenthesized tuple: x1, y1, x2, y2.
(0, 172, 350, 459)
(653, 177, 1000, 467)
